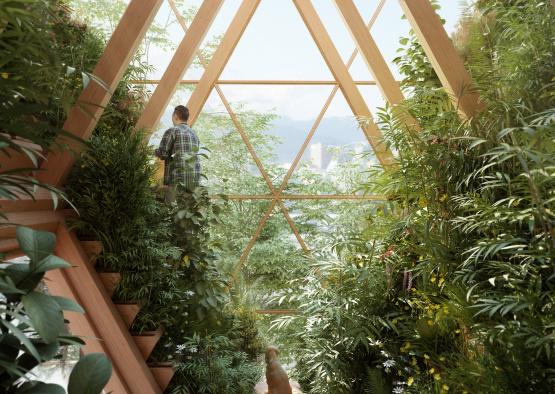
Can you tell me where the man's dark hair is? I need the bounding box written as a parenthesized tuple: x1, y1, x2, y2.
(174, 105, 189, 122)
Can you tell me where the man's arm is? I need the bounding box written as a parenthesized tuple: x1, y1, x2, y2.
(155, 127, 175, 160)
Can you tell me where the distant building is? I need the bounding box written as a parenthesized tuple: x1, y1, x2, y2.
(310, 143, 332, 170)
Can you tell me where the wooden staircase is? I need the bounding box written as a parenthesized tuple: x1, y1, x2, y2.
(84, 241, 175, 391)
(0, 211, 176, 393)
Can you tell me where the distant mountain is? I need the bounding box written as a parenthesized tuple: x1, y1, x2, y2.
(151, 109, 367, 164)
(266, 116, 367, 163)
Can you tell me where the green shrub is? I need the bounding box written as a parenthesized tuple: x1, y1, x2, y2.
(63, 21, 264, 394)
(169, 334, 262, 394)
(66, 108, 264, 392)
(274, 1, 555, 393)
(0, 0, 97, 208)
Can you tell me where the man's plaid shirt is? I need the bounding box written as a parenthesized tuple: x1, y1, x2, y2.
(155, 123, 201, 189)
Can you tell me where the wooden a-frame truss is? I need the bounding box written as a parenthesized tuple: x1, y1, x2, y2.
(136, 0, 397, 281)
(0, 0, 483, 391)
(3, 0, 484, 298)
(133, 0, 482, 282)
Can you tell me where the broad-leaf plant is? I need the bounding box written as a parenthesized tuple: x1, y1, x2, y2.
(0, 227, 112, 393)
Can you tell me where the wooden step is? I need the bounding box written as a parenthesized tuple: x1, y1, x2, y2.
(0, 239, 20, 255)
(132, 328, 164, 360)
(0, 188, 55, 213)
(149, 363, 175, 391)
(98, 272, 121, 297)
(115, 303, 140, 329)
(1, 151, 40, 173)
(50, 226, 162, 393)
(0, 211, 64, 239)
(79, 240, 103, 266)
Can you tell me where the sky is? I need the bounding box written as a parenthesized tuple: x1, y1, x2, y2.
(143, 0, 467, 123)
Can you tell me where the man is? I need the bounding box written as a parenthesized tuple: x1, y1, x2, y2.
(155, 105, 201, 202)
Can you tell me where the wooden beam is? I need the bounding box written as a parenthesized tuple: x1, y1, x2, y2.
(136, 0, 224, 133)
(187, 0, 262, 126)
(279, 194, 387, 201)
(169, 0, 310, 271)
(334, 0, 420, 131)
(275, 0, 386, 201)
(213, 194, 388, 201)
(292, 0, 394, 166)
(333, 0, 404, 106)
(398, 0, 483, 118)
(130, 79, 381, 85)
(229, 1, 387, 282)
(38, 0, 164, 186)
(54, 225, 161, 393)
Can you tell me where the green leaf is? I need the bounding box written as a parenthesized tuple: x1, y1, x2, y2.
(82, 72, 90, 89)
(0, 319, 41, 362)
(21, 291, 64, 343)
(5, 263, 44, 291)
(68, 353, 113, 394)
(16, 227, 56, 265)
(33, 255, 71, 273)
(16, 342, 59, 373)
(35, 341, 61, 361)
(0, 333, 22, 361)
(58, 335, 86, 347)
(0, 275, 24, 294)
(0, 358, 28, 379)
(206, 296, 217, 308)
(51, 296, 85, 314)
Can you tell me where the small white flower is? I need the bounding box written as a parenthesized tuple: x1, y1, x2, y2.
(393, 387, 404, 394)
(383, 359, 396, 368)
(189, 346, 198, 353)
